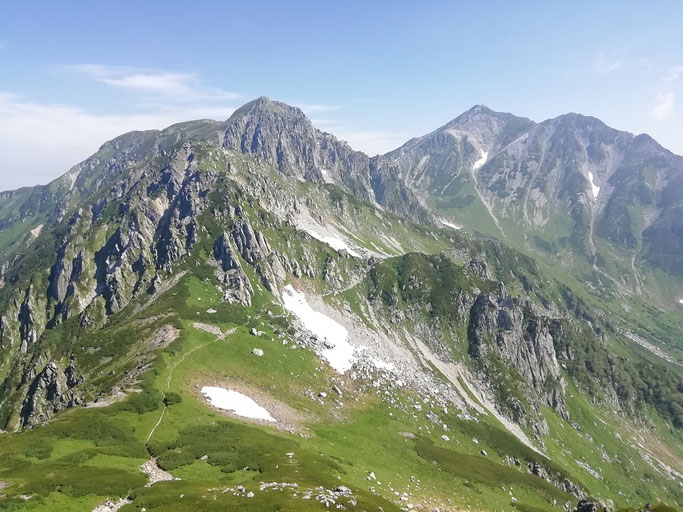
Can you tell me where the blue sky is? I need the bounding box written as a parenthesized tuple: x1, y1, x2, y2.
(1, 1, 682, 189)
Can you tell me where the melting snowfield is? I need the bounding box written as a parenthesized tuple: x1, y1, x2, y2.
(201, 386, 276, 422)
(473, 149, 488, 170)
(440, 220, 462, 230)
(282, 285, 356, 373)
(304, 229, 361, 258)
(588, 171, 601, 199)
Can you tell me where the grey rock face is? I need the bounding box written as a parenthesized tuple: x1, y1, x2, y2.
(221, 97, 432, 223)
(214, 231, 241, 272)
(213, 232, 253, 306)
(468, 284, 567, 417)
(228, 217, 292, 294)
(575, 499, 609, 512)
(231, 219, 272, 264)
(19, 358, 84, 428)
(527, 462, 586, 501)
(465, 258, 491, 280)
(387, 105, 683, 278)
(18, 286, 39, 353)
(387, 105, 534, 194)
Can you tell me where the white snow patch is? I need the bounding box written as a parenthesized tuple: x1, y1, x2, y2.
(64, 166, 82, 192)
(588, 171, 600, 199)
(417, 155, 430, 169)
(320, 169, 334, 184)
(201, 386, 276, 422)
(29, 224, 44, 238)
(305, 229, 361, 258)
(679, 299, 683, 305)
(473, 149, 488, 170)
(380, 234, 404, 253)
(206, 308, 217, 314)
(370, 357, 395, 371)
(282, 285, 356, 373)
(440, 220, 462, 230)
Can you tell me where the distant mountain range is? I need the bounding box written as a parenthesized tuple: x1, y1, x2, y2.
(0, 97, 681, 512)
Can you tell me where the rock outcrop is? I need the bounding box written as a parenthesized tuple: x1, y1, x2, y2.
(19, 358, 84, 428)
(575, 499, 610, 512)
(221, 97, 432, 223)
(468, 283, 567, 418)
(213, 231, 253, 306)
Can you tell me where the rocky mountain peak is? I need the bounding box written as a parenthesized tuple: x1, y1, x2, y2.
(225, 96, 308, 126)
(543, 112, 621, 141)
(444, 104, 533, 131)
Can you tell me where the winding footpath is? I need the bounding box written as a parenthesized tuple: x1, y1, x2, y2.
(145, 325, 234, 444)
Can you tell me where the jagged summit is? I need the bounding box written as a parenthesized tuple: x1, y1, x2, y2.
(3, 96, 683, 280)
(444, 104, 532, 128)
(220, 96, 359, 182)
(225, 96, 307, 124)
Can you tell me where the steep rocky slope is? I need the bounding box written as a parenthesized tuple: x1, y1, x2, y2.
(387, 106, 683, 304)
(0, 98, 680, 512)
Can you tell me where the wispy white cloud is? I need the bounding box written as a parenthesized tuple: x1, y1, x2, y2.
(298, 104, 342, 114)
(334, 129, 409, 155)
(663, 65, 683, 82)
(651, 91, 675, 121)
(0, 68, 402, 189)
(71, 64, 240, 102)
(309, 118, 339, 128)
(594, 50, 629, 74)
(0, 92, 237, 189)
(650, 64, 681, 121)
(0, 89, 374, 189)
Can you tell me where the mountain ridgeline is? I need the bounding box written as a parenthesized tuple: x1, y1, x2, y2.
(0, 97, 681, 512)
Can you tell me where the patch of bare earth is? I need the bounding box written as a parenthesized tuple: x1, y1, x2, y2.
(131, 313, 173, 327)
(631, 427, 683, 473)
(85, 389, 129, 408)
(147, 324, 180, 351)
(191, 322, 225, 337)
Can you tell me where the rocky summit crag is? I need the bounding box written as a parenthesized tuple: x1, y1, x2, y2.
(0, 97, 680, 512)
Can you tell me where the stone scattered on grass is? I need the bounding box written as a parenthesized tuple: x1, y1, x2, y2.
(91, 498, 133, 512)
(140, 459, 180, 487)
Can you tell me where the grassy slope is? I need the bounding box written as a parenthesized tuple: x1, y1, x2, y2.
(0, 271, 566, 511)
(0, 260, 679, 511)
